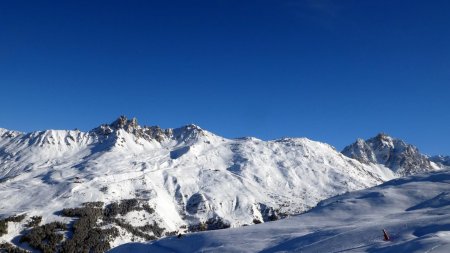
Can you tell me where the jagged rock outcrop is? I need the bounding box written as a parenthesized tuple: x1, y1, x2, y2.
(342, 133, 439, 176)
(92, 116, 203, 144)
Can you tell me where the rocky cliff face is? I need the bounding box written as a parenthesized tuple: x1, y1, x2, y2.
(91, 115, 204, 144)
(342, 133, 440, 176)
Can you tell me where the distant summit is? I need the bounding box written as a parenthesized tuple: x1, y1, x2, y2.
(342, 133, 440, 175)
(429, 155, 450, 168)
(92, 115, 205, 143)
(110, 115, 139, 130)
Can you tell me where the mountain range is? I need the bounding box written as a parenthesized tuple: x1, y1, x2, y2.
(0, 116, 446, 252)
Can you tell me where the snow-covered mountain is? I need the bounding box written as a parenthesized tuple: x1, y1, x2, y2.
(430, 155, 450, 168)
(0, 117, 442, 252)
(111, 169, 450, 253)
(342, 133, 441, 175)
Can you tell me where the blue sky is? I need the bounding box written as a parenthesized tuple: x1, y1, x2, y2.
(0, 0, 449, 154)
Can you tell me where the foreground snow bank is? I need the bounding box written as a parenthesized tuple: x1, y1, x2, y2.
(110, 169, 450, 253)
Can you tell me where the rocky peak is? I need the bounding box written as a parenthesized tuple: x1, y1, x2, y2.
(93, 116, 149, 139)
(110, 115, 139, 131)
(171, 124, 206, 144)
(92, 116, 206, 144)
(342, 133, 437, 176)
(373, 132, 394, 145)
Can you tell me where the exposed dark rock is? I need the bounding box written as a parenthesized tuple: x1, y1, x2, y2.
(88, 116, 206, 148)
(342, 133, 437, 175)
(258, 203, 284, 222)
(142, 204, 155, 214)
(253, 219, 262, 224)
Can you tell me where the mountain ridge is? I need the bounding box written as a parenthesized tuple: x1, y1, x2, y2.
(0, 116, 444, 252)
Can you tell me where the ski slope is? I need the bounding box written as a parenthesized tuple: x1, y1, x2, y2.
(110, 169, 450, 253)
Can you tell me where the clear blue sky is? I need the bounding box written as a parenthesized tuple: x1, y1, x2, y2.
(0, 0, 449, 155)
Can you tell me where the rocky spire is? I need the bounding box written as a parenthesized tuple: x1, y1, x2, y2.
(110, 115, 139, 131)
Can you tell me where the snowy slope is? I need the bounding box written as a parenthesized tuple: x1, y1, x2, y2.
(430, 155, 450, 168)
(110, 169, 450, 253)
(0, 117, 398, 250)
(342, 133, 441, 175)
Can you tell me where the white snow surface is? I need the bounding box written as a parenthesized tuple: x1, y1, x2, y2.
(430, 155, 450, 168)
(0, 118, 398, 249)
(110, 169, 450, 253)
